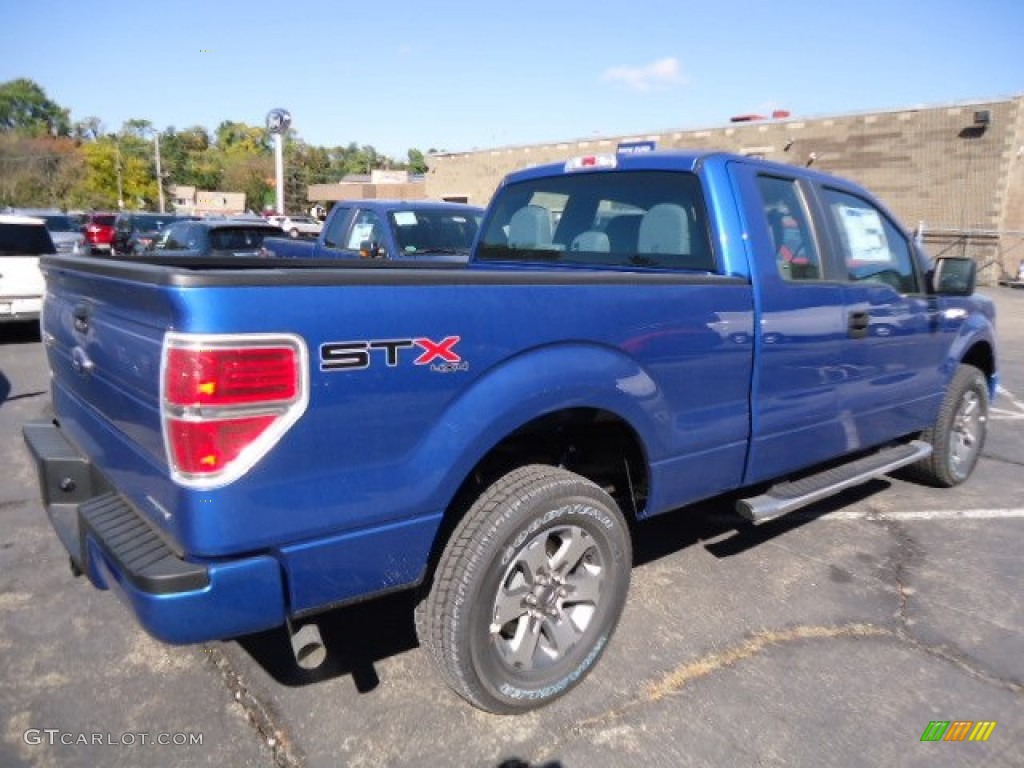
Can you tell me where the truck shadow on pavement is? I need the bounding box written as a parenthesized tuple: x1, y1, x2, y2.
(235, 482, 890, 690)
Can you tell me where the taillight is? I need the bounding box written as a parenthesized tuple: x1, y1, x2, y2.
(161, 333, 308, 488)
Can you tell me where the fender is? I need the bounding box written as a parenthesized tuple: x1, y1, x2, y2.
(407, 341, 668, 514)
(939, 297, 998, 397)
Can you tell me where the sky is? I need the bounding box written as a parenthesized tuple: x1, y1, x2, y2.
(2, 0, 1022, 159)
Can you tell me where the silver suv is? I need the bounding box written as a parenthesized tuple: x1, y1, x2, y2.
(15, 209, 89, 256)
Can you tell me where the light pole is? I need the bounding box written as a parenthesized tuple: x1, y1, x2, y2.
(266, 108, 291, 214)
(115, 139, 124, 209)
(141, 126, 166, 213)
(153, 131, 165, 213)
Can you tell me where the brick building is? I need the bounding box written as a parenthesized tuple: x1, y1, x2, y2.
(426, 95, 1024, 282)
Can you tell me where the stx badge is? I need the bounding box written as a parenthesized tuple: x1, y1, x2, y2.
(320, 336, 465, 372)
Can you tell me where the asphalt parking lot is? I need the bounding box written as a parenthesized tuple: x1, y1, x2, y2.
(1, 287, 1022, 768)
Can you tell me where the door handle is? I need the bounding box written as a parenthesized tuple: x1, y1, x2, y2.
(848, 310, 870, 339)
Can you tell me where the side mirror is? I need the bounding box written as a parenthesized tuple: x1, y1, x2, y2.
(931, 257, 976, 296)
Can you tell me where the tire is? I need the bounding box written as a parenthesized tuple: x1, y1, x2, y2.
(417, 465, 631, 713)
(904, 364, 988, 487)
(289, 228, 299, 239)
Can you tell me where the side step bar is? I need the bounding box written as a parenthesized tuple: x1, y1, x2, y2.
(736, 440, 932, 523)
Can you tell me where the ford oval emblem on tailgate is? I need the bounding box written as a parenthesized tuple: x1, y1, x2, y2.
(74, 303, 90, 334)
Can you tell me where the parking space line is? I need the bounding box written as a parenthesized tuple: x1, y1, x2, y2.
(821, 508, 1024, 521)
(996, 385, 1024, 411)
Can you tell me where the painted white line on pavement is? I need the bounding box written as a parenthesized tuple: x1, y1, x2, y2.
(821, 508, 1024, 521)
(990, 408, 1024, 420)
(996, 385, 1024, 412)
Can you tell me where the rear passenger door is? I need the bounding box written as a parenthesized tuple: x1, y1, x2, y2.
(816, 184, 951, 448)
(742, 171, 850, 484)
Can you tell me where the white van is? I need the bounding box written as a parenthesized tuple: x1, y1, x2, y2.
(0, 214, 54, 323)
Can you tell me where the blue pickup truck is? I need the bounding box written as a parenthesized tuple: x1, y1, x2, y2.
(24, 150, 996, 714)
(260, 199, 483, 262)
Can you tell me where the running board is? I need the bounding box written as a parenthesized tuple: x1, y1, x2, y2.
(736, 440, 932, 523)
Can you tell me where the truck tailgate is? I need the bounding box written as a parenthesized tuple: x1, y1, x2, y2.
(40, 259, 184, 524)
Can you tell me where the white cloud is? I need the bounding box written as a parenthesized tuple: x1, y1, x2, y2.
(602, 57, 688, 92)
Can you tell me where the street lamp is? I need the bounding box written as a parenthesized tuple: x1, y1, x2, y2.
(141, 126, 166, 213)
(153, 131, 165, 213)
(266, 108, 291, 215)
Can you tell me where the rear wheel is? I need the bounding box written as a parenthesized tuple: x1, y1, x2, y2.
(905, 364, 988, 487)
(417, 465, 631, 713)
(289, 228, 299, 238)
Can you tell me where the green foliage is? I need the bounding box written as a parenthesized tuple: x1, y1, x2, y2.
(0, 78, 71, 137)
(407, 148, 428, 174)
(0, 77, 432, 211)
(0, 133, 81, 207)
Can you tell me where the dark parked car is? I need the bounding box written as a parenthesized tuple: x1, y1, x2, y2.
(152, 219, 283, 257)
(112, 212, 182, 256)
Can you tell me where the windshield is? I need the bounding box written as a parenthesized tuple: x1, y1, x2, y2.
(134, 215, 175, 232)
(477, 170, 715, 271)
(390, 209, 481, 254)
(41, 214, 80, 233)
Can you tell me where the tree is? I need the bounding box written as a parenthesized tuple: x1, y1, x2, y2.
(0, 78, 71, 136)
(74, 116, 105, 141)
(215, 120, 269, 155)
(0, 133, 81, 207)
(221, 153, 273, 214)
(406, 148, 428, 174)
(72, 138, 120, 209)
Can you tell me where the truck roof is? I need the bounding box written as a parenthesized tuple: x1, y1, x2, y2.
(501, 149, 853, 191)
(341, 199, 483, 214)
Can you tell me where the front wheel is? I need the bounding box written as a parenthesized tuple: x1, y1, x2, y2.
(905, 364, 989, 487)
(418, 465, 632, 713)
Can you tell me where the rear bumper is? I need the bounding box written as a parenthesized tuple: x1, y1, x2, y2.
(0, 296, 42, 322)
(22, 420, 285, 644)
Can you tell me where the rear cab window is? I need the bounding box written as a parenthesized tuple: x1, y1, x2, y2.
(478, 170, 716, 271)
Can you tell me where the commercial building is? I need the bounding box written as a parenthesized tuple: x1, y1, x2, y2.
(426, 95, 1024, 282)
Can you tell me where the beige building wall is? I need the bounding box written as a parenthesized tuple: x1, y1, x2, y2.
(307, 182, 426, 202)
(427, 96, 1024, 281)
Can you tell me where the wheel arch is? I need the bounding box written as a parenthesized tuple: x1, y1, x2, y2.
(960, 338, 996, 396)
(413, 343, 661, 585)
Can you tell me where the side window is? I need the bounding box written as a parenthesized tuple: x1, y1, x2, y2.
(347, 210, 386, 253)
(158, 222, 185, 250)
(755, 175, 821, 281)
(322, 206, 351, 248)
(823, 188, 918, 293)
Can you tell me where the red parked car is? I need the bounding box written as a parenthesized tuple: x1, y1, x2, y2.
(84, 213, 116, 253)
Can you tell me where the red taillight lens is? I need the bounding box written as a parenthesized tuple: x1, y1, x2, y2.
(165, 347, 298, 406)
(166, 416, 276, 474)
(162, 335, 307, 486)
